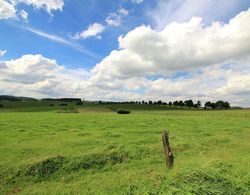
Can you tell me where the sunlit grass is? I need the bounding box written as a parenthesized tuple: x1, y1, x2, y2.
(0, 108, 249, 194)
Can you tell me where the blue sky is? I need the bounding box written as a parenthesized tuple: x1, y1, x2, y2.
(0, 0, 250, 106)
(1, 0, 154, 68)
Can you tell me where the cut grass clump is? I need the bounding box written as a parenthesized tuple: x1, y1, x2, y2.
(171, 164, 248, 195)
(70, 151, 128, 171)
(12, 151, 129, 183)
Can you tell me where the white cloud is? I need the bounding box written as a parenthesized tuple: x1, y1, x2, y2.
(105, 13, 122, 27)
(72, 23, 105, 40)
(0, 50, 7, 57)
(92, 8, 250, 82)
(151, 0, 246, 29)
(0, 0, 16, 20)
(0, 53, 249, 106)
(15, 0, 64, 14)
(0, 54, 90, 97)
(105, 8, 129, 27)
(19, 9, 28, 20)
(118, 8, 129, 16)
(0, 0, 64, 20)
(131, 0, 144, 4)
(0, 54, 63, 83)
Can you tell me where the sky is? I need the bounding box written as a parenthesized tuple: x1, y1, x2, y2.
(0, 0, 250, 106)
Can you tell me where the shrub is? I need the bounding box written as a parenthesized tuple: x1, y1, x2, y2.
(49, 104, 54, 107)
(117, 110, 130, 114)
(0, 104, 3, 108)
(59, 103, 67, 106)
(25, 156, 65, 178)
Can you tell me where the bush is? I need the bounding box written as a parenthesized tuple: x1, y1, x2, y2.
(49, 104, 54, 107)
(25, 156, 65, 178)
(117, 110, 130, 114)
(0, 104, 3, 108)
(59, 103, 67, 106)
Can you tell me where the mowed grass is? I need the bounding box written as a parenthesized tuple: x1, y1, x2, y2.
(0, 108, 250, 194)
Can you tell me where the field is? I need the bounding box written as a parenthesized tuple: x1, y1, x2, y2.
(0, 102, 250, 194)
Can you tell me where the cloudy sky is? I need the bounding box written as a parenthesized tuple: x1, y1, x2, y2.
(0, 0, 250, 106)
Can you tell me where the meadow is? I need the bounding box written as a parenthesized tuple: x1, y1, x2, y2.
(0, 102, 249, 194)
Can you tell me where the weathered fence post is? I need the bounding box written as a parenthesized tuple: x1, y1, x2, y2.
(162, 130, 174, 168)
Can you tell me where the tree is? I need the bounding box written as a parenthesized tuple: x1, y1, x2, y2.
(215, 100, 225, 109)
(173, 101, 179, 107)
(169, 102, 172, 107)
(149, 100, 153, 105)
(157, 100, 162, 105)
(194, 100, 201, 108)
(179, 101, 185, 107)
(185, 100, 194, 108)
(210, 103, 216, 109)
(224, 101, 230, 109)
(205, 101, 211, 109)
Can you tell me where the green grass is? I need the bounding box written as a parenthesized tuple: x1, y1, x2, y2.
(0, 106, 249, 194)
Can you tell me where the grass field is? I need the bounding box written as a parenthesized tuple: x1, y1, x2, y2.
(0, 103, 249, 194)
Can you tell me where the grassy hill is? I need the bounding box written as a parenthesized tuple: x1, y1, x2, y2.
(0, 100, 201, 113)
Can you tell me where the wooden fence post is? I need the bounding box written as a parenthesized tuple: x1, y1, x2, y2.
(162, 130, 174, 168)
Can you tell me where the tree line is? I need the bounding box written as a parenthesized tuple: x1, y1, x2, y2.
(99, 100, 231, 109)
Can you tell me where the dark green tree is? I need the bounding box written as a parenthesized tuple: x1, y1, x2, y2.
(173, 101, 179, 107)
(205, 101, 211, 109)
(224, 101, 230, 109)
(179, 100, 185, 107)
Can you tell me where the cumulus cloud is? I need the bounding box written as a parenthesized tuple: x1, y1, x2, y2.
(0, 54, 91, 97)
(0, 0, 16, 19)
(0, 0, 64, 20)
(72, 23, 105, 40)
(0, 50, 7, 57)
(72, 7, 128, 40)
(0, 54, 63, 83)
(0, 53, 249, 106)
(92, 8, 250, 81)
(105, 8, 129, 27)
(15, 0, 64, 14)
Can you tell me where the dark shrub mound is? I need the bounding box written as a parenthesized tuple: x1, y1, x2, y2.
(0, 104, 3, 108)
(70, 152, 128, 171)
(59, 103, 67, 106)
(49, 104, 54, 107)
(25, 156, 65, 178)
(117, 110, 130, 114)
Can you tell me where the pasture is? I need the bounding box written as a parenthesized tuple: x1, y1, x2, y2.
(0, 103, 249, 194)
